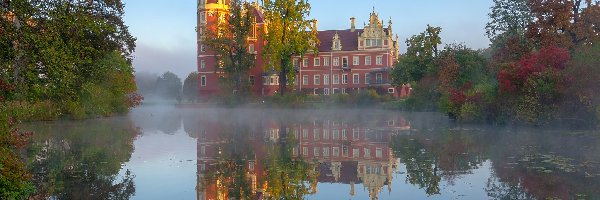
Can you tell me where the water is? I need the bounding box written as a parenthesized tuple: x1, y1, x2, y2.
(22, 106, 600, 199)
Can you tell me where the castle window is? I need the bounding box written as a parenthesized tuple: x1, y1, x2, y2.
(324, 57, 330, 66)
(342, 57, 348, 68)
(303, 58, 309, 67)
(353, 56, 359, 66)
(200, 60, 206, 69)
(333, 74, 340, 85)
(323, 75, 329, 85)
(200, 45, 206, 52)
(365, 56, 372, 65)
(342, 74, 348, 84)
(333, 57, 339, 66)
(293, 58, 299, 68)
(366, 39, 371, 47)
(314, 75, 320, 85)
(353, 74, 359, 84)
(314, 58, 320, 66)
(201, 75, 207, 86)
(376, 55, 383, 65)
(302, 75, 309, 85)
(249, 44, 255, 53)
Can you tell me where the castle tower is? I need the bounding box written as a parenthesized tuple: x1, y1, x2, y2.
(197, 0, 230, 98)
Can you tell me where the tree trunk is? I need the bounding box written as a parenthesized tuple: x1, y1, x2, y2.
(279, 59, 287, 95)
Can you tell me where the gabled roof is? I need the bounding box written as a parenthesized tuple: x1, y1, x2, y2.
(317, 29, 363, 52)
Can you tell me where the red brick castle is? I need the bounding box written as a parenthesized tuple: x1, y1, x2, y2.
(197, 0, 411, 98)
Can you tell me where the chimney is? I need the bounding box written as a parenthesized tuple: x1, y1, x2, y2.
(350, 17, 356, 32)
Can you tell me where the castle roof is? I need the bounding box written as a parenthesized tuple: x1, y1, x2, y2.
(317, 29, 363, 52)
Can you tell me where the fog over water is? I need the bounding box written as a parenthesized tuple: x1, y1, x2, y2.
(21, 106, 600, 199)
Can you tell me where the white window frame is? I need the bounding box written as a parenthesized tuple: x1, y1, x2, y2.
(388, 88, 395, 94)
(303, 129, 308, 139)
(353, 56, 360, 66)
(303, 147, 309, 156)
(376, 73, 383, 83)
(364, 148, 371, 158)
(324, 88, 330, 95)
(376, 148, 382, 158)
(376, 55, 383, 65)
(314, 57, 321, 66)
(333, 74, 340, 85)
(333, 57, 339, 66)
(353, 148, 359, 158)
(314, 75, 320, 85)
(303, 58, 309, 67)
(342, 57, 349, 68)
(323, 147, 330, 157)
(200, 45, 206, 52)
(249, 44, 255, 53)
(342, 74, 348, 84)
(200, 60, 206, 69)
(323, 75, 329, 85)
(314, 147, 320, 156)
(324, 57, 330, 66)
(293, 58, 299, 68)
(333, 147, 340, 157)
(353, 74, 360, 84)
(302, 75, 309, 85)
(365, 73, 371, 85)
(352, 128, 359, 140)
(365, 56, 372, 65)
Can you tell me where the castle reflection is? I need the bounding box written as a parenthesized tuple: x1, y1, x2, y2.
(191, 110, 410, 200)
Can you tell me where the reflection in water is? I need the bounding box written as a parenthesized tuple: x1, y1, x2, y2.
(23, 117, 139, 199)
(21, 108, 600, 199)
(193, 110, 413, 200)
(187, 109, 600, 200)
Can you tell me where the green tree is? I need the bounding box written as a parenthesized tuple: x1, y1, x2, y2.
(485, 0, 532, 41)
(182, 72, 199, 102)
(1, 0, 136, 101)
(391, 25, 442, 85)
(155, 71, 182, 101)
(262, 0, 319, 95)
(202, 0, 256, 97)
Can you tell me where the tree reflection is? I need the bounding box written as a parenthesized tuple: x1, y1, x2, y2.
(24, 117, 138, 199)
(390, 129, 487, 196)
(263, 128, 317, 199)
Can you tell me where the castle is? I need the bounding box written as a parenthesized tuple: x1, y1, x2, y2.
(197, 0, 410, 98)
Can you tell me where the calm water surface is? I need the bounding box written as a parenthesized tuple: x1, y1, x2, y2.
(22, 106, 600, 199)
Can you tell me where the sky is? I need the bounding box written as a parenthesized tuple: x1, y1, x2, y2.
(122, 0, 494, 79)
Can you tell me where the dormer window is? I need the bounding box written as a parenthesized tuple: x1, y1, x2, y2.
(332, 32, 342, 51)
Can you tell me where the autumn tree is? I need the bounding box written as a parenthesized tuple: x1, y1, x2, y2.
(202, 0, 256, 97)
(262, 0, 319, 95)
(526, 0, 600, 48)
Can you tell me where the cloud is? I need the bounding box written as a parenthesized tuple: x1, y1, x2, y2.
(132, 42, 197, 79)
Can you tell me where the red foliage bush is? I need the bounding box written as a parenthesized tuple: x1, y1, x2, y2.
(498, 47, 570, 94)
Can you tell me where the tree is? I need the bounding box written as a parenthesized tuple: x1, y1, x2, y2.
(526, 0, 600, 48)
(486, 0, 532, 41)
(155, 72, 182, 100)
(391, 25, 442, 85)
(182, 72, 199, 102)
(202, 0, 256, 96)
(262, 0, 319, 95)
(0, 0, 136, 101)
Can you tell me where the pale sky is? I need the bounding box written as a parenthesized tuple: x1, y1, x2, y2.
(122, 0, 494, 79)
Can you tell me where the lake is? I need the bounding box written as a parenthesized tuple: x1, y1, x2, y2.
(22, 106, 600, 199)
